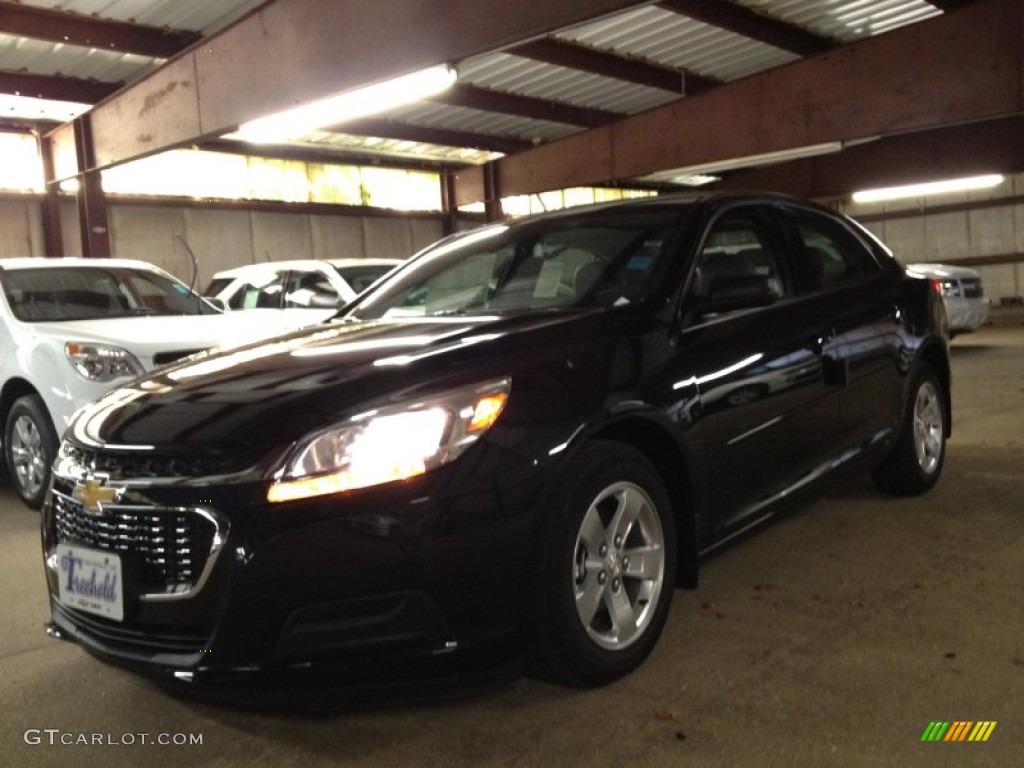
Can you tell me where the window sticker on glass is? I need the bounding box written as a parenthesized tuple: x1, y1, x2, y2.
(533, 260, 565, 299)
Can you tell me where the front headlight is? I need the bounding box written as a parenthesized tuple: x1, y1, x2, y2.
(267, 378, 510, 503)
(65, 342, 145, 382)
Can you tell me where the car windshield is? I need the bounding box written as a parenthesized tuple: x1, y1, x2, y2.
(2, 266, 217, 322)
(345, 210, 685, 321)
(330, 262, 397, 294)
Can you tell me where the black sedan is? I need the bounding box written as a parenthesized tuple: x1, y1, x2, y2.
(42, 192, 950, 692)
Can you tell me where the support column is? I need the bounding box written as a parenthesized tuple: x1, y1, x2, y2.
(482, 162, 503, 223)
(440, 170, 459, 236)
(39, 133, 64, 257)
(73, 115, 111, 258)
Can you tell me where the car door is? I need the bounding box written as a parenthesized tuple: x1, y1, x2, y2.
(672, 203, 841, 538)
(775, 203, 904, 454)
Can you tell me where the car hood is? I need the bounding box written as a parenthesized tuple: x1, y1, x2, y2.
(67, 309, 616, 457)
(30, 310, 318, 364)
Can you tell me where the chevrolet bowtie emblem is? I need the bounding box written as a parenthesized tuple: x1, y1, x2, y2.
(72, 475, 123, 516)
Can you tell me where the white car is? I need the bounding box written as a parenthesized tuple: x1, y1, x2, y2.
(204, 258, 401, 320)
(0, 257, 315, 507)
(906, 263, 989, 336)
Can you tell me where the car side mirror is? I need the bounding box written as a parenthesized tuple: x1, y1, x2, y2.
(691, 274, 776, 317)
(308, 294, 343, 309)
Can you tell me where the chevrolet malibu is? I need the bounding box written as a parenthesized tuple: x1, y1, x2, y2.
(42, 193, 950, 692)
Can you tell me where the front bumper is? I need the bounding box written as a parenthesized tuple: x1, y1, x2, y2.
(42, 441, 544, 691)
(943, 296, 989, 333)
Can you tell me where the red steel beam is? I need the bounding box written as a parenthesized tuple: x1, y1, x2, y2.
(0, 2, 198, 58)
(431, 83, 622, 128)
(458, 0, 1023, 206)
(62, 0, 652, 175)
(509, 38, 715, 94)
(657, 0, 834, 55)
(713, 116, 1024, 200)
(0, 70, 120, 103)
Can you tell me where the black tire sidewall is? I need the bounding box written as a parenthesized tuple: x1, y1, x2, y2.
(873, 363, 946, 495)
(531, 441, 677, 687)
(4, 394, 58, 508)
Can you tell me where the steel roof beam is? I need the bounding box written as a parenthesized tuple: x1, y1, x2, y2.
(509, 38, 717, 95)
(713, 116, 1024, 200)
(431, 83, 622, 128)
(455, 0, 1023, 205)
(200, 138, 479, 173)
(0, 69, 120, 104)
(0, 2, 198, 58)
(924, 1, 974, 10)
(657, 0, 834, 56)
(46, 0, 651, 177)
(333, 118, 532, 155)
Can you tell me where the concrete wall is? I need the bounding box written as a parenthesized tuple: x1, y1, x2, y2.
(842, 174, 1024, 304)
(0, 198, 444, 287)
(4, 173, 1022, 303)
(0, 198, 45, 257)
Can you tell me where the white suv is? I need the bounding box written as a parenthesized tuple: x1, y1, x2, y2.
(906, 263, 990, 336)
(204, 258, 401, 319)
(0, 258, 313, 507)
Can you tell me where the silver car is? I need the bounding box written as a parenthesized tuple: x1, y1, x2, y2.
(906, 263, 989, 336)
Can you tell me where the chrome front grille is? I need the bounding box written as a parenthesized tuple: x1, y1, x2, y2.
(153, 349, 203, 366)
(61, 443, 243, 479)
(52, 492, 221, 597)
(960, 278, 984, 298)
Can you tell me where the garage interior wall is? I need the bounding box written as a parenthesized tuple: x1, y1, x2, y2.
(2, 173, 1022, 302)
(0, 198, 443, 286)
(843, 174, 1024, 304)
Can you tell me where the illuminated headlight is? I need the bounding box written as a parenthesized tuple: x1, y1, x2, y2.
(65, 342, 144, 382)
(267, 378, 510, 503)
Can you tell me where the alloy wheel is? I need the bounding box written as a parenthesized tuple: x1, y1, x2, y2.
(10, 414, 47, 498)
(572, 480, 666, 651)
(913, 380, 943, 475)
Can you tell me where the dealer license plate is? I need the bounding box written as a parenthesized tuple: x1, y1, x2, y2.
(55, 543, 124, 622)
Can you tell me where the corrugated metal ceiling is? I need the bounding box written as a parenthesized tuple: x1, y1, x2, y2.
(0, 0, 961, 175)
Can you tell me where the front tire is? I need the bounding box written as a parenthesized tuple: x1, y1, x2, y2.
(528, 441, 677, 687)
(872, 363, 946, 496)
(4, 394, 59, 508)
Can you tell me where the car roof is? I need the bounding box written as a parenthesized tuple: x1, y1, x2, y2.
(326, 258, 403, 268)
(212, 258, 402, 279)
(0, 257, 171, 272)
(906, 263, 981, 278)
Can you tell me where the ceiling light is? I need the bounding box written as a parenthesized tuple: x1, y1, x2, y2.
(671, 174, 720, 187)
(231, 65, 457, 144)
(642, 142, 844, 185)
(0, 94, 91, 122)
(852, 174, 1005, 203)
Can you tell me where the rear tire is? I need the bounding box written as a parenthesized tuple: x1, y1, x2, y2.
(4, 394, 59, 509)
(528, 441, 676, 687)
(872, 363, 946, 496)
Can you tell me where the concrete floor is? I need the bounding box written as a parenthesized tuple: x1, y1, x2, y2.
(2, 327, 1022, 767)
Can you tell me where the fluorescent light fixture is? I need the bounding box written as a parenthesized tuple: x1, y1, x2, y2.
(0, 94, 91, 122)
(232, 65, 457, 144)
(671, 174, 720, 187)
(851, 174, 1006, 203)
(641, 142, 844, 185)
